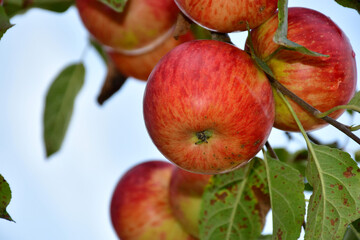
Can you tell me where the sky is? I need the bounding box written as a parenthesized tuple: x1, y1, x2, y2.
(0, 0, 359, 239)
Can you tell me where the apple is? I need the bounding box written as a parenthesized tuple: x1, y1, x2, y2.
(108, 32, 194, 81)
(249, 7, 357, 131)
(76, 0, 179, 53)
(174, 0, 278, 33)
(143, 40, 275, 174)
(110, 161, 197, 240)
(169, 168, 211, 238)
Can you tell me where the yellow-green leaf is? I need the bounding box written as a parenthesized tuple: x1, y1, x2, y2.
(305, 144, 360, 240)
(199, 158, 270, 240)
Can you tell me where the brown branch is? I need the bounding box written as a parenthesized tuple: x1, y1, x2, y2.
(268, 75, 360, 145)
(265, 141, 279, 160)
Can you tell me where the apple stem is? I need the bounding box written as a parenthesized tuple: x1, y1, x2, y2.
(195, 130, 212, 145)
(270, 76, 360, 145)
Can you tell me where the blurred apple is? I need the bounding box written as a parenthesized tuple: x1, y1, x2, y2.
(108, 32, 194, 81)
(110, 161, 196, 240)
(169, 167, 210, 238)
(143, 40, 275, 174)
(249, 7, 357, 131)
(76, 0, 179, 53)
(174, 0, 278, 33)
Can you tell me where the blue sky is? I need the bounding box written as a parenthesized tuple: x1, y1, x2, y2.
(0, 0, 359, 239)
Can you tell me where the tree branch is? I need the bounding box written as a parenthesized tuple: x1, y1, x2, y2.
(268, 75, 360, 145)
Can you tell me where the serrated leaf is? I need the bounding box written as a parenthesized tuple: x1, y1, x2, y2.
(335, 0, 360, 14)
(98, 0, 127, 12)
(0, 174, 14, 222)
(43, 63, 85, 157)
(264, 153, 305, 240)
(273, 0, 328, 57)
(0, 5, 13, 39)
(305, 144, 360, 240)
(199, 158, 270, 240)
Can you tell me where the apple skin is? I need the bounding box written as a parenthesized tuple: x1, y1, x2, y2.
(174, 0, 278, 33)
(249, 7, 357, 132)
(169, 168, 211, 238)
(143, 40, 275, 174)
(76, 0, 179, 53)
(110, 161, 197, 240)
(108, 32, 194, 81)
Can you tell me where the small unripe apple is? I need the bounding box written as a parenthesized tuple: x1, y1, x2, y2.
(76, 0, 179, 53)
(249, 7, 357, 131)
(110, 161, 196, 240)
(108, 32, 194, 81)
(143, 40, 275, 174)
(174, 0, 278, 33)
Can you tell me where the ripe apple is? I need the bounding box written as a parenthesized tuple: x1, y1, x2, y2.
(108, 32, 194, 81)
(174, 0, 278, 33)
(76, 0, 179, 53)
(143, 40, 275, 174)
(249, 7, 357, 131)
(110, 161, 196, 240)
(169, 167, 211, 238)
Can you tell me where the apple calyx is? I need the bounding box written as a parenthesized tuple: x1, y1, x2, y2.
(195, 130, 212, 145)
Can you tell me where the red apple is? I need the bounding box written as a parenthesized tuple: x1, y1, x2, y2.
(249, 7, 357, 131)
(143, 40, 275, 174)
(108, 32, 194, 81)
(110, 161, 196, 240)
(174, 0, 278, 33)
(76, 0, 179, 53)
(169, 168, 211, 238)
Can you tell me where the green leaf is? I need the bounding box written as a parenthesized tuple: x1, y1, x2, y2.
(199, 158, 270, 240)
(0, 5, 13, 39)
(98, 0, 127, 12)
(305, 144, 360, 240)
(3, 0, 73, 18)
(335, 0, 360, 14)
(43, 63, 85, 157)
(0, 174, 14, 222)
(273, 0, 328, 57)
(264, 153, 305, 240)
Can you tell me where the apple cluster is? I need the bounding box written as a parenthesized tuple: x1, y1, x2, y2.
(143, 6, 356, 174)
(75, 0, 357, 238)
(110, 160, 270, 239)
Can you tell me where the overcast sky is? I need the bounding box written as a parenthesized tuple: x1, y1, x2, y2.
(0, 0, 359, 239)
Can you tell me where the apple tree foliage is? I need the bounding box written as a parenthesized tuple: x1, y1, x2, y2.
(1, 0, 360, 240)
